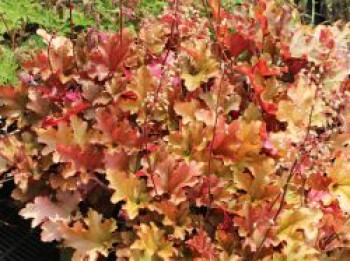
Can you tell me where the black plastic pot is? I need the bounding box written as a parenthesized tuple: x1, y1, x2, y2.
(0, 181, 59, 261)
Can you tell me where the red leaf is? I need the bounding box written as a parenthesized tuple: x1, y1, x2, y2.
(0, 85, 19, 99)
(104, 149, 130, 171)
(284, 57, 308, 75)
(42, 102, 90, 128)
(152, 159, 202, 203)
(120, 91, 138, 101)
(42, 117, 60, 128)
(87, 30, 133, 80)
(320, 28, 335, 49)
(187, 229, 218, 259)
(233, 202, 276, 240)
(224, 32, 256, 58)
(57, 145, 103, 170)
(253, 59, 282, 77)
(64, 102, 90, 118)
(96, 108, 143, 147)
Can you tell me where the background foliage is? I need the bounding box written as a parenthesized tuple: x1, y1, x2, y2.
(0, 0, 348, 85)
(0, 0, 349, 260)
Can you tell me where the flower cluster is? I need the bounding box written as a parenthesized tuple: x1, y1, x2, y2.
(0, 0, 349, 260)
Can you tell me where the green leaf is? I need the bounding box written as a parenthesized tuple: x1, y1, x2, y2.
(0, 47, 18, 85)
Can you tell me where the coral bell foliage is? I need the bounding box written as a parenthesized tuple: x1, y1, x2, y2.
(0, 0, 350, 260)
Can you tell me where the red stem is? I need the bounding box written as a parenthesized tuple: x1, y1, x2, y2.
(68, 0, 74, 38)
(205, 65, 225, 219)
(141, 0, 180, 198)
(203, 0, 227, 220)
(252, 99, 317, 260)
(119, 0, 123, 44)
(47, 34, 54, 75)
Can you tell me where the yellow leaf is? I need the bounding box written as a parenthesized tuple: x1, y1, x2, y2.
(139, 20, 170, 54)
(36, 116, 93, 162)
(61, 209, 117, 261)
(277, 208, 322, 243)
(234, 156, 278, 201)
(151, 201, 191, 239)
(271, 239, 319, 261)
(106, 170, 149, 219)
(174, 100, 200, 125)
(120, 66, 156, 114)
(214, 119, 264, 161)
(181, 41, 219, 92)
(243, 103, 262, 122)
(131, 222, 176, 260)
(277, 75, 327, 142)
(327, 156, 350, 212)
(37, 122, 73, 156)
(168, 121, 210, 161)
(71, 115, 89, 147)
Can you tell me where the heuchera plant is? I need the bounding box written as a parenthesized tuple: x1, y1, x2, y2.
(0, 0, 349, 260)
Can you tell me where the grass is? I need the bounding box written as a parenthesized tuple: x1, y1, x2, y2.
(0, 0, 168, 85)
(0, 46, 18, 85)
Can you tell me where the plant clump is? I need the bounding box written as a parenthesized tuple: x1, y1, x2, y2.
(0, 0, 349, 260)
